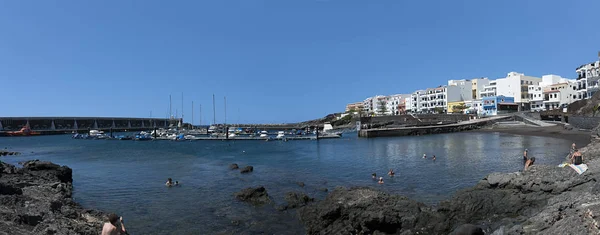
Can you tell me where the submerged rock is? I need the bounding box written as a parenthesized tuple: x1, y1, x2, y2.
(240, 166, 254, 174)
(296, 181, 305, 187)
(0, 160, 108, 234)
(278, 192, 314, 211)
(0, 150, 20, 156)
(235, 186, 270, 205)
(229, 163, 239, 170)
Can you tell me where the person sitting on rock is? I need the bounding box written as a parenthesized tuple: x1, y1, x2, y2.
(372, 173, 377, 180)
(378, 177, 384, 184)
(165, 178, 173, 187)
(388, 169, 395, 177)
(102, 213, 126, 235)
(571, 149, 583, 165)
(524, 157, 535, 171)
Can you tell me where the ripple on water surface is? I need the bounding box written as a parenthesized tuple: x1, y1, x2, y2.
(0, 132, 575, 234)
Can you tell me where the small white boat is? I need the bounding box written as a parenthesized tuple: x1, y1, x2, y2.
(89, 130, 104, 136)
(276, 131, 285, 139)
(228, 133, 237, 138)
(260, 133, 269, 138)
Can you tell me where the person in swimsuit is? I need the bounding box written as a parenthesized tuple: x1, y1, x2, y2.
(387, 169, 395, 177)
(423, 153, 427, 159)
(571, 149, 583, 165)
(165, 178, 173, 187)
(372, 173, 377, 180)
(524, 157, 535, 171)
(378, 177, 384, 184)
(101, 214, 126, 235)
(432, 155, 436, 161)
(523, 149, 528, 161)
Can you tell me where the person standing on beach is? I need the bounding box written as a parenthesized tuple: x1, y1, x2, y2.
(102, 214, 127, 235)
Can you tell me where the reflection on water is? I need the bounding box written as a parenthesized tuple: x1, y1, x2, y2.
(0, 132, 574, 234)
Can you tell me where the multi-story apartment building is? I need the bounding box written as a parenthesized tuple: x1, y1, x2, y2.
(345, 102, 364, 113)
(385, 94, 410, 115)
(574, 52, 600, 100)
(409, 90, 425, 113)
(543, 82, 578, 111)
(471, 78, 490, 100)
(362, 95, 390, 116)
(479, 72, 542, 111)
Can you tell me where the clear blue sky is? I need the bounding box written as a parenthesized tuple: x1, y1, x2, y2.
(1, 0, 599, 123)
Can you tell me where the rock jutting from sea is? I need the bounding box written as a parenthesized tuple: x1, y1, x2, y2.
(0, 160, 109, 234)
(299, 136, 600, 234)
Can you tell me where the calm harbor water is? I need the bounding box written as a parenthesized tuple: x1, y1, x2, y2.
(0, 132, 574, 234)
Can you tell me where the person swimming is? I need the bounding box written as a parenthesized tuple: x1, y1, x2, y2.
(432, 155, 436, 161)
(423, 153, 427, 159)
(387, 169, 395, 177)
(174, 181, 180, 186)
(523, 149, 528, 161)
(372, 173, 377, 180)
(165, 178, 173, 187)
(378, 177, 384, 184)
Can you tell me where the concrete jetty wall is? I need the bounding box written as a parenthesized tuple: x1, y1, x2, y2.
(358, 116, 512, 138)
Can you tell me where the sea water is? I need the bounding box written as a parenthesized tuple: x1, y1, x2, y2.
(0, 132, 573, 234)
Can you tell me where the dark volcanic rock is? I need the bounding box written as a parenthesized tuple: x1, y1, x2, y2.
(299, 138, 600, 235)
(299, 187, 447, 234)
(449, 224, 484, 235)
(0, 160, 108, 234)
(229, 163, 239, 170)
(278, 192, 314, 211)
(235, 186, 270, 205)
(0, 150, 20, 156)
(240, 166, 254, 174)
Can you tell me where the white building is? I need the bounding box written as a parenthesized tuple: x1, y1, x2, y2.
(479, 72, 542, 111)
(528, 85, 544, 112)
(409, 90, 425, 113)
(464, 100, 483, 114)
(447, 79, 474, 102)
(543, 82, 578, 111)
(471, 78, 490, 100)
(574, 53, 600, 100)
(385, 94, 410, 115)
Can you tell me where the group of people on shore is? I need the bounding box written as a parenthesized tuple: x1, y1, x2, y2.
(523, 142, 584, 171)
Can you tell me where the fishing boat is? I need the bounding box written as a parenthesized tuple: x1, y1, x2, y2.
(4, 125, 41, 137)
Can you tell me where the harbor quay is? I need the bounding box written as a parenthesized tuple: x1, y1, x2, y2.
(0, 116, 320, 137)
(0, 117, 176, 136)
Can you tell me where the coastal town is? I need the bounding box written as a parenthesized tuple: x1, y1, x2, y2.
(345, 52, 600, 117)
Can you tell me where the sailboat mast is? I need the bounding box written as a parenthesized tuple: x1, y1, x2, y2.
(169, 95, 172, 119)
(224, 96, 227, 126)
(199, 104, 202, 126)
(192, 101, 194, 126)
(181, 92, 184, 123)
(212, 94, 216, 125)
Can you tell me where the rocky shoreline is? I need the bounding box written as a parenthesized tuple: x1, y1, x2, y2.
(297, 135, 600, 234)
(0, 160, 107, 235)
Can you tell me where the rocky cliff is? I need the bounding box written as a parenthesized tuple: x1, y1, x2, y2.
(300, 136, 600, 234)
(0, 160, 107, 235)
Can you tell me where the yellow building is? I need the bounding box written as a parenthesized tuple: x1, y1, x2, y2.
(447, 101, 466, 114)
